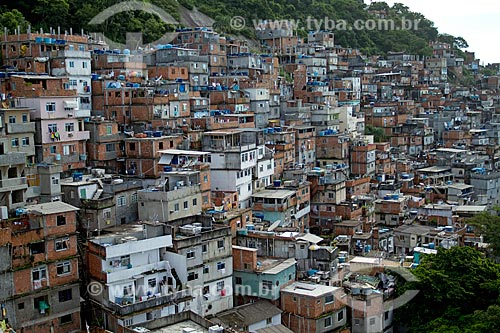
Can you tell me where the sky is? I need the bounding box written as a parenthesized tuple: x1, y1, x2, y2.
(367, 0, 500, 64)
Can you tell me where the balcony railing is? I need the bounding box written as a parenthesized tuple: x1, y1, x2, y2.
(0, 152, 26, 166)
(0, 177, 28, 190)
(6, 122, 35, 134)
(107, 289, 192, 316)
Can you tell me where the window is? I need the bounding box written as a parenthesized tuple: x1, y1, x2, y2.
(82, 62, 88, 68)
(354, 319, 360, 325)
(22, 137, 30, 146)
(216, 281, 224, 291)
(121, 255, 130, 267)
(60, 314, 72, 324)
(192, 198, 197, 206)
(22, 113, 28, 122)
(8, 115, 16, 123)
(106, 125, 112, 135)
(369, 318, 376, 325)
(203, 265, 209, 274)
(325, 294, 334, 304)
(217, 239, 224, 249)
(123, 285, 132, 295)
(324, 317, 332, 328)
(103, 209, 111, 220)
(204, 175, 208, 183)
(30, 242, 45, 255)
(262, 280, 272, 290)
(32, 266, 47, 281)
(174, 203, 179, 212)
(52, 176, 59, 185)
(34, 295, 49, 310)
(235, 277, 242, 284)
(105, 143, 115, 152)
(55, 238, 69, 251)
(18, 302, 24, 310)
(187, 272, 198, 281)
(65, 123, 74, 132)
(148, 278, 156, 288)
(56, 260, 71, 276)
(131, 193, 138, 203)
(56, 215, 66, 226)
(183, 201, 188, 209)
(187, 250, 195, 259)
(46, 102, 56, 112)
(50, 146, 57, 154)
(266, 318, 272, 325)
(202, 244, 208, 253)
(11, 138, 19, 147)
(129, 142, 136, 151)
(217, 262, 226, 270)
(338, 310, 344, 321)
(58, 289, 72, 302)
(48, 123, 57, 133)
(69, 61, 74, 68)
(63, 145, 71, 156)
(117, 196, 127, 207)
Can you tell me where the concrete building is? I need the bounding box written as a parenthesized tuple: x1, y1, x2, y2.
(167, 217, 233, 316)
(202, 130, 260, 208)
(0, 105, 36, 211)
(86, 223, 191, 333)
(280, 282, 347, 333)
(232, 246, 296, 305)
(0, 201, 81, 333)
(137, 149, 211, 222)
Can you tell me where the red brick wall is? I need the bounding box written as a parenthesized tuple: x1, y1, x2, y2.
(232, 246, 257, 271)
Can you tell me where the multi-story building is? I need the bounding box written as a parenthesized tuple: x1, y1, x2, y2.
(85, 119, 124, 172)
(232, 246, 296, 306)
(0, 201, 81, 333)
(350, 140, 376, 177)
(167, 217, 234, 316)
(137, 149, 211, 221)
(0, 105, 36, 210)
(281, 282, 347, 333)
(14, 75, 90, 173)
(202, 129, 260, 208)
(86, 223, 191, 333)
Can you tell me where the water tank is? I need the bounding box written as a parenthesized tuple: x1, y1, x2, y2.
(246, 224, 255, 231)
(163, 166, 173, 172)
(153, 131, 162, 137)
(428, 243, 435, 249)
(123, 49, 131, 55)
(273, 180, 281, 187)
(55, 154, 61, 161)
(72, 172, 83, 182)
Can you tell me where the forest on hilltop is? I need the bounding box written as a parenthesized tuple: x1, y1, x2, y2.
(0, 0, 468, 56)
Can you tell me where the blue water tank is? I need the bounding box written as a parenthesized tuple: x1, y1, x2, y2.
(117, 75, 126, 81)
(72, 172, 83, 182)
(123, 49, 131, 55)
(273, 180, 282, 187)
(246, 224, 255, 231)
(428, 243, 435, 249)
(153, 131, 162, 137)
(163, 166, 173, 172)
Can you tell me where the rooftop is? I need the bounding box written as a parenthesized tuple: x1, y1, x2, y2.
(258, 258, 296, 274)
(215, 301, 282, 328)
(147, 320, 209, 333)
(25, 201, 79, 215)
(252, 189, 296, 199)
(282, 282, 341, 297)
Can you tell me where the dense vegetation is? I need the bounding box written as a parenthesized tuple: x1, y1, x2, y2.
(396, 246, 500, 332)
(0, 1, 468, 56)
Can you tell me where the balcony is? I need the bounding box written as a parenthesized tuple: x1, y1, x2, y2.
(0, 152, 27, 167)
(6, 122, 35, 134)
(0, 177, 27, 191)
(74, 109, 91, 118)
(107, 289, 192, 316)
(59, 130, 90, 141)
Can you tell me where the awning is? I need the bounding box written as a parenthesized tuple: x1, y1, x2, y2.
(158, 154, 173, 165)
(64, 100, 79, 109)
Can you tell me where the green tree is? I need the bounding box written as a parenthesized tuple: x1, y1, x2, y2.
(396, 246, 500, 332)
(467, 210, 500, 257)
(365, 125, 387, 143)
(0, 9, 30, 34)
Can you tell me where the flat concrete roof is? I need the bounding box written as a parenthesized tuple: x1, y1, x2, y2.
(418, 166, 451, 173)
(148, 320, 208, 333)
(282, 282, 340, 297)
(158, 149, 209, 156)
(26, 201, 79, 215)
(252, 189, 296, 199)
